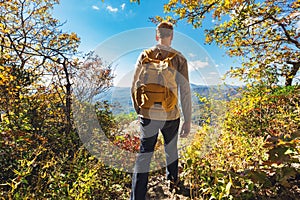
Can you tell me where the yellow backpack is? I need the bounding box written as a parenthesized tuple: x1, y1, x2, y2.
(135, 50, 178, 112)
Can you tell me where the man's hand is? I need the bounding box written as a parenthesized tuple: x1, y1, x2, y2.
(180, 121, 191, 138)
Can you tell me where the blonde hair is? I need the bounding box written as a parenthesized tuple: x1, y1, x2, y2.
(156, 21, 174, 39)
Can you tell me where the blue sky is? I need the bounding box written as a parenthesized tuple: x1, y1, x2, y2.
(53, 0, 240, 86)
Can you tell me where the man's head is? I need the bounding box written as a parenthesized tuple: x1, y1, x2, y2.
(156, 21, 174, 43)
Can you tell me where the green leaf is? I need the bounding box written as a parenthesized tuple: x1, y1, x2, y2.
(284, 149, 295, 155)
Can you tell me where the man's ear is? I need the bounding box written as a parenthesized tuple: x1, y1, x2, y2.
(156, 34, 159, 41)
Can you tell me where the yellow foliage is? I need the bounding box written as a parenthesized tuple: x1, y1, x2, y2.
(41, 29, 51, 36)
(70, 32, 80, 41)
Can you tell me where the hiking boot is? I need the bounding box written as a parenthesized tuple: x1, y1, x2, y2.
(168, 179, 190, 196)
(167, 179, 180, 193)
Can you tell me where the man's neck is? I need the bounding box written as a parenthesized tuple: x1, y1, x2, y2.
(158, 38, 171, 47)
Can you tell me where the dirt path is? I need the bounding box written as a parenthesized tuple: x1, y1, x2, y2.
(147, 174, 192, 200)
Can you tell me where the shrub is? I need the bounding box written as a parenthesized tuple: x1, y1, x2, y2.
(181, 85, 300, 199)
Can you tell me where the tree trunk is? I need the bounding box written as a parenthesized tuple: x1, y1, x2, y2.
(285, 62, 300, 86)
(63, 60, 72, 135)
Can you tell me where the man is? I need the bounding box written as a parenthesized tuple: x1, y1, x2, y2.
(130, 21, 192, 200)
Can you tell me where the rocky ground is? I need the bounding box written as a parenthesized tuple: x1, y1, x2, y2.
(146, 174, 192, 200)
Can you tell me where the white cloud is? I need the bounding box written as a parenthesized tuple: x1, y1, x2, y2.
(209, 71, 219, 75)
(92, 5, 100, 10)
(125, 9, 136, 18)
(121, 3, 126, 10)
(188, 60, 209, 70)
(188, 53, 196, 58)
(106, 5, 118, 13)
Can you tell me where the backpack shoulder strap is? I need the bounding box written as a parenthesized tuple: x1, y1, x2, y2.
(144, 49, 176, 60)
(164, 52, 177, 61)
(162, 52, 177, 70)
(142, 49, 160, 64)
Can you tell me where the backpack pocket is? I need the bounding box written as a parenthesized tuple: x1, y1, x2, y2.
(162, 87, 177, 112)
(140, 84, 165, 110)
(139, 84, 177, 112)
(141, 91, 165, 109)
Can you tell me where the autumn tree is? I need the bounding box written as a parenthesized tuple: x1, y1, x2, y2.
(0, 0, 80, 133)
(72, 51, 114, 102)
(154, 0, 300, 86)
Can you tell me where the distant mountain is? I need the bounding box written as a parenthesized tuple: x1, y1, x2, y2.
(96, 87, 134, 114)
(96, 84, 240, 115)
